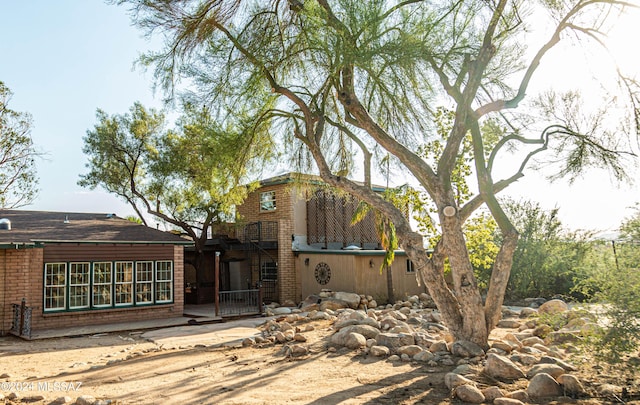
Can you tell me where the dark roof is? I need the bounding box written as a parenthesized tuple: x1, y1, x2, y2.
(259, 172, 387, 192)
(0, 210, 192, 246)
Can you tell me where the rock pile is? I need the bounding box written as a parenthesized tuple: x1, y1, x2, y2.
(261, 292, 613, 404)
(296, 290, 437, 313)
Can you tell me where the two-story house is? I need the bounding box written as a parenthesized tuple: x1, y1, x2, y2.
(227, 173, 426, 305)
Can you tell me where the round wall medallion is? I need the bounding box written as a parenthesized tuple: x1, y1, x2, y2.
(314, 262, 331, 285)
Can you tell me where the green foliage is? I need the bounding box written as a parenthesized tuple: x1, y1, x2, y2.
(503, 199, 594, 300)
(125, 215, 143, 224)
(580, 208, 640, 364)
(620, 203, 640, 242)
(464, 212, 499, 291)
(352, 188, 403, 274)
(115, 0, 639, 345)
(0, 81, 39, 208)
(79, 101, 274, 246)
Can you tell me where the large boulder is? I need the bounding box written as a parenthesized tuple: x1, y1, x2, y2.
(298, 295, 322, 311)
(557, 374, 586, 395)
(333, 292, 362, 309)
(484, 353, 526, 381)
(538, 299, 569, 315)
(455, 385, 485, 404)
(526, 363, 565, 379)
(397, 345, 423, 357)
(345, 332, 367, 349)
(451, 340, 485, 358)
(413, 350, 435, 362)
(527, 373, 563, 398)
(320, 298, 351, 311)
(339, 325, 380, 340)
(445, 372, 475, 390)
(539, 356, 578, 372)
(482, 386, 505, 402)
(370, 345, 390, 357)
(376, 332, 415, 351)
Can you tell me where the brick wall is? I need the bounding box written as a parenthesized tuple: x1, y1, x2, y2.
(1, 244, 186, 336)
(238, 183, 301, 303)
(0, 247, 41, 335)
(277, 218, 299, 302)
(237, 183, 295, 224)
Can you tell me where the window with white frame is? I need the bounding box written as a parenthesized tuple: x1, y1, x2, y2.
(43, 259, 173, 311)
(155, 261, 173, 303)
(115, 261, 134, 306)
(135, 261, 154, 304)
(92, 262, 112, 307)
(69, 262, 90, 309)
(260, 190, 276, 212)
(44, 263, 66, 311)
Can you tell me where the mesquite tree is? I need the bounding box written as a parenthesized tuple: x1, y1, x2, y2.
(0, 81, 39, 208)
(80, 101, 275, 273)
(117, 0, 639, 346)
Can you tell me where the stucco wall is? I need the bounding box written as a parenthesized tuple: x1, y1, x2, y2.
(299, 252, 426, 304)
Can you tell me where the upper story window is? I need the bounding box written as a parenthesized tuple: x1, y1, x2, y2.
(260, 190, 276, 212)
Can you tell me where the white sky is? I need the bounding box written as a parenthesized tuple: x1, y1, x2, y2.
(1, 1, 639, 233)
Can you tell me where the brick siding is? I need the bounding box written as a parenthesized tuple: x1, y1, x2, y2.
(1, 244, 185, 336)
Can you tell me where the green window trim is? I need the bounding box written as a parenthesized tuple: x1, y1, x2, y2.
(43, 260, 174, 313)
(69, 262, 90, 310)
(44, 263, 66, 311)
(92, 262, 113, 308)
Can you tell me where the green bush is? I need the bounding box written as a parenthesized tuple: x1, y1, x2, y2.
(579, 207, 640, 364)
(501, 199, 595, 300)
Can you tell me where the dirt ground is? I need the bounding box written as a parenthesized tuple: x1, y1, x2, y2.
(0, 317, 638, 405)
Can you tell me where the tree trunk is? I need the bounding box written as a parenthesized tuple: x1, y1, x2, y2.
(386, 264, 395, 304)
(440, 213, 488, 346)
(396, 211, 493, 348)
(484, 229, 518, 332)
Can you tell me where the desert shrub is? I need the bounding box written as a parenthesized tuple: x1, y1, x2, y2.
(579, 208, 640, 364)
(501, 199, 595, 300)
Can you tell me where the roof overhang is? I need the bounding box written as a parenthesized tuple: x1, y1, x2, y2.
(0, 242, 41, 249)
(32, 239, 195, 246)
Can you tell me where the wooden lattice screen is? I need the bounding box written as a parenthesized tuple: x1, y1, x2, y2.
(306, 189, 380, 248)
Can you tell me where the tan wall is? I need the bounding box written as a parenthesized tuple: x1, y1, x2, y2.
(1, 244, 185, 336)
(355, 256, 427, 302)
(353, 255, 389, 302)
(298, 253, 426, 304)
(299, 254, 357, 298)
(291, 187, 308, 236)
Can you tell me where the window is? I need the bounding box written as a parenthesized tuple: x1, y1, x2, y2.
(260, 262, 278, 281)
(260, 190, 276, 212)
(136, 261, 154, 304)
(115, 261, 134, 306)
(156, 261, 173, 303)
(93, 262, 112, 307)
(43, 259, 173, 311)
(44, 263, 66, 311)
(69, 262, 90, 309)
(406, 260, 415, 274)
